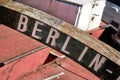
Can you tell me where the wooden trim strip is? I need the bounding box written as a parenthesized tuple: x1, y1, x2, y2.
(2, 1, 119, 65)
(0, 1, 120, 79)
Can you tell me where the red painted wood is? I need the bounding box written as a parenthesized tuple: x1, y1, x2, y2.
(0, 25, 99, 80)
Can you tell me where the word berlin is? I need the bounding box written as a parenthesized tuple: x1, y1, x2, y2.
(0, 7, 120, 80)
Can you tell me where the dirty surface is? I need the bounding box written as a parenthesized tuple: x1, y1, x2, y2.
(0, 25, 99, 80)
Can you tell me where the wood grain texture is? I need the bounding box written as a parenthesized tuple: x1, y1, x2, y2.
(1, 1, 120, 66)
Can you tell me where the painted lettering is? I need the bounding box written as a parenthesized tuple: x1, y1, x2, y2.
(46, 28, 60, 46)
(32, 21, 44, 39)
(78, 46, 89, 62)
(17, 14, 28, 32)
(89, 54, 107, 71)
(61, 36, 71, 55)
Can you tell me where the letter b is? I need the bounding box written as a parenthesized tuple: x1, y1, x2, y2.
(17, 14, 28, 32)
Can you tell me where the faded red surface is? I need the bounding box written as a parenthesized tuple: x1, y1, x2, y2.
(0, 24, 43, 63)
(0, 24, 100, 80)
(90, 22, 106, 38)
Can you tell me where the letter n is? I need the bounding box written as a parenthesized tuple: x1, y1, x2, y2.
(89, 54, 107, 72)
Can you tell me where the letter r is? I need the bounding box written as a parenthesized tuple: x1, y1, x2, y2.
(46, 28, 60, 47)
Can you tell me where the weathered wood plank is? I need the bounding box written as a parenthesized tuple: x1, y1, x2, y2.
(2, 0, 120, 65)
(0, 1, 120, 79)
(0, 0, 9, 4)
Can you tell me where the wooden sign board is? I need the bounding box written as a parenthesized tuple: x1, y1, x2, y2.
(0, 1, 120, 80)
